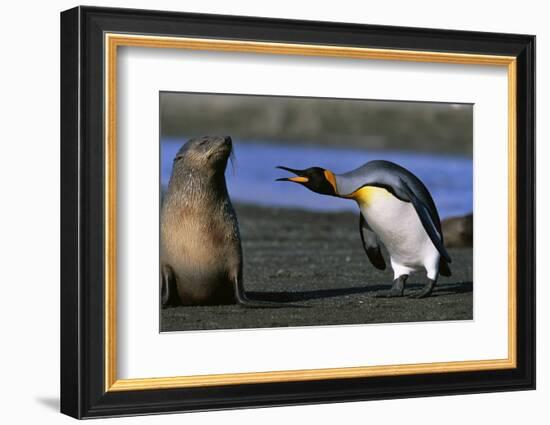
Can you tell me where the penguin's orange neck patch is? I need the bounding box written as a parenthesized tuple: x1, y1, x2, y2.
(323, 170, 337, 193)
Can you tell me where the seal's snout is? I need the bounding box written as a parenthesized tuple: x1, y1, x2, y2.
(216, 135, 232, 155)
(212, 135, 231, 150)
(202, 136, 233, 164)
(222, 136, 233, 154)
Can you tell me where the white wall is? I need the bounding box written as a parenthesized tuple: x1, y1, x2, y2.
(0, 1, 545, 423)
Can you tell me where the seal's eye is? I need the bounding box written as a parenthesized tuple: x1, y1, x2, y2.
(174, 155, 184, 162)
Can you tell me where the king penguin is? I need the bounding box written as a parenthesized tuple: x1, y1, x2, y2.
(277, 160, 452, 298)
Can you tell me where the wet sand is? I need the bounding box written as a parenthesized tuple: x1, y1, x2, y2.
(161, 204, 473, 332)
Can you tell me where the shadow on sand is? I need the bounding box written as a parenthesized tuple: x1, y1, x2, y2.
(247, 281, 473, 302)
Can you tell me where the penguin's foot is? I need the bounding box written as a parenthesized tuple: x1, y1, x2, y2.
(373, 288, 405, 298)
(373, 275, 407, 298)
(408, 279, 436, 299)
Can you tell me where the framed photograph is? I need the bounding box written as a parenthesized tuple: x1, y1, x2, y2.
(60, 6, 535, 419)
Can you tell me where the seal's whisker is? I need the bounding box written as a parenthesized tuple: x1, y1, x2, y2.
(229, 148, 237, 176)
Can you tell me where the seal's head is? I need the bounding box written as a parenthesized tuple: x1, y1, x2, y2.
(173, 136, 233, 174)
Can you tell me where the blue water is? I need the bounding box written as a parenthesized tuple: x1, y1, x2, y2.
(161, 139, 472, 219)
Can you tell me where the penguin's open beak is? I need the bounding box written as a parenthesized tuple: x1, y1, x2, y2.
(276, 166, 309, 183)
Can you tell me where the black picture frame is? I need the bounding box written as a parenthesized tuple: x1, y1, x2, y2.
(60, 5, 535, 419)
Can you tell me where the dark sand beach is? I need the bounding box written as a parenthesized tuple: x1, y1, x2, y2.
(161, 204, 473, 332)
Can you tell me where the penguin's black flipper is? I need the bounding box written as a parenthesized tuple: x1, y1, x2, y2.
(439, 257, 452, 277)
(399, 180, 452, 263)
(359, 213, 386, 270)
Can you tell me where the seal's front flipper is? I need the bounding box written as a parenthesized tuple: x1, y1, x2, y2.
(236, 294, 295, 309)
(161, 264, 179, 308)
(233, 277, 306, 309)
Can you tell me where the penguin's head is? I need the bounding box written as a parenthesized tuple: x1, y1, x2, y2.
(276, 166, 337, 196)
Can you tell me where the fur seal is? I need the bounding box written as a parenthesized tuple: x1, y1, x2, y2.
(441, 213, 473, 248)
(160, 136, 279, 308)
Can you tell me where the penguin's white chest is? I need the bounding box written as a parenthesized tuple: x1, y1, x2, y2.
(353, 186, 437, 269)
